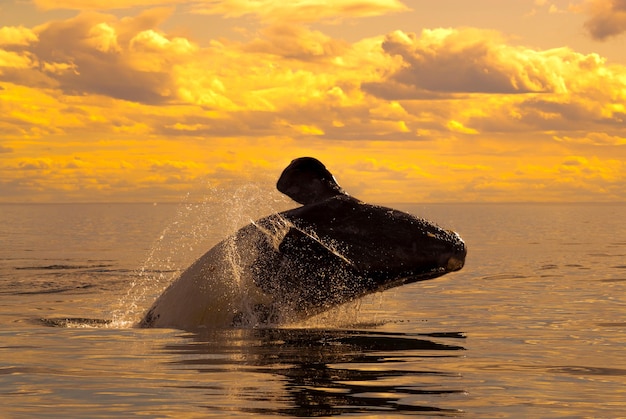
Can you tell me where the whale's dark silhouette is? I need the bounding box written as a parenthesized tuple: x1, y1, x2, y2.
(140, 157, 466, 330)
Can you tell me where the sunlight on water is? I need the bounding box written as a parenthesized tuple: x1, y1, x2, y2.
(1, 202, 625, 417)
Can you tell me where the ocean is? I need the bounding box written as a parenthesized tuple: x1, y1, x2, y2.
(1, 197, 625, 418)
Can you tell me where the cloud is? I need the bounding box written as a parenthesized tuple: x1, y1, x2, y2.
(33, 0, 176, 10)
(577, 0, 626, 40)
(189, 0, 409, 23)
(241, 24, 349, 61)
(3, 13, 625, 141)
(526, 0, 570, 16)
(32, 0, 409, 23)
(554, 132, 626, 146)
(358, 27, 626, 139)
(18, 158, 53, 170)
(364, 28, 574, 98)
(0, 26, 38, 46)
(0, 8, 201, 104)
(0, 50, 36, 70)
(149, 159, 202, 174)
(2, 8, 626, 203)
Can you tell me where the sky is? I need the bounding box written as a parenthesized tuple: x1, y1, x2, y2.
(1, 0, 625, 204)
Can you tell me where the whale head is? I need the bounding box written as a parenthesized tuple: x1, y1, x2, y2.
(250, 157, 467, 319)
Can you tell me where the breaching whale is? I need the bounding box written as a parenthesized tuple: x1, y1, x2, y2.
(139, 157, 466, 330)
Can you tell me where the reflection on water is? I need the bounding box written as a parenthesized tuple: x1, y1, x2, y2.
(1, 322, 469, 418)
(165, 328, 467, 416)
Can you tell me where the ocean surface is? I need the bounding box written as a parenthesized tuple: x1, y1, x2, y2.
(1, 195, 625, 418)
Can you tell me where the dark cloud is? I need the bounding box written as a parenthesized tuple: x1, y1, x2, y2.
(461, 97, 625, 135)
(583, 0, 626, 40)
(384, 39, 525, 94)
(32, 12, 174, 103)
(364, 29, 569, 100)
(0, 9, 185, 104)
(362, 79, 453, 100)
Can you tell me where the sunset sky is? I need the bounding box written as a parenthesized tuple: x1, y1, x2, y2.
(1, 0, 625, 203)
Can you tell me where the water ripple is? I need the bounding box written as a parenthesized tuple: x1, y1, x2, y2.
(165, 328, 467, 416)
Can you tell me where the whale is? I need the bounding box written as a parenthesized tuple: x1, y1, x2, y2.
(139, 157, 466, 330)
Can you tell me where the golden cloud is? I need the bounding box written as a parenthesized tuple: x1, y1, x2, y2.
(86, 22, 121, 53)
(3, 15, 625, 140)
(2, 9, 626, 203)
(0, 50, 35, 69)
(32, 0, 409, 24)
(0, 26, 38, 46)
(189, 0, 409, 23)
(20, 10, 180, 103)
(366, 28, 576, 96)
(242, 24, 349, 61)
(554, 133, 626, 146)
(33, 0, 176, 10)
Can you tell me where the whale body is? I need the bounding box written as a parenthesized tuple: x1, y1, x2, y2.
(139, 158, 466, 330)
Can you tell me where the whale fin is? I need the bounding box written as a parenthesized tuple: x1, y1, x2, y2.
(254, 227, 364, 315)
(277, 157, 347, 205)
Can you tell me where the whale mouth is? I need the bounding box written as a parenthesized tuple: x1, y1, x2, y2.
(446, 256, 465, 272)
(443, 232, 466, 272)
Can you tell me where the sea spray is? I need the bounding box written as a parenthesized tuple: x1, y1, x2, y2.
(111, 180, 291, 327)
(230, 215, 295, 326)
(112, 179, 391, 330)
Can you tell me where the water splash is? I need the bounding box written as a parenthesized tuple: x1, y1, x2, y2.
(107, 178, 388, 330)
(36, 317, 113, 328)
(110, 180, 292, 328)
(38, 187, 386, 330)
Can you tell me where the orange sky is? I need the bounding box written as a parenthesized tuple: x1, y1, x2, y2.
(1, 0, 625, 203)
